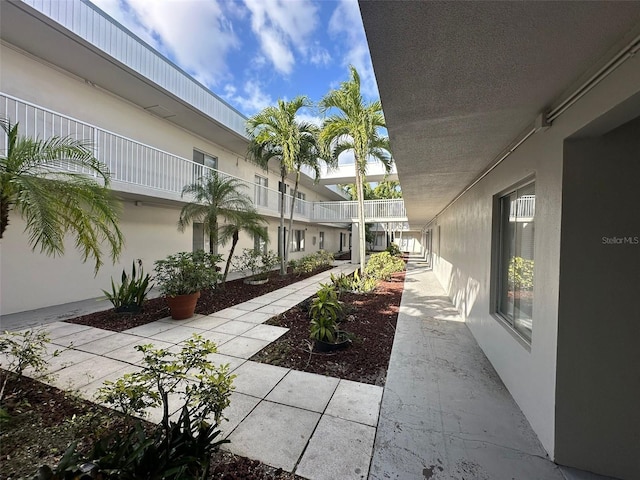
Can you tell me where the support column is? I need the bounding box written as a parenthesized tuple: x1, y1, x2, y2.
(351, 222, 359, 266)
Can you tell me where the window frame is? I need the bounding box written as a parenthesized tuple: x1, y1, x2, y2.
(491, 177, 536, 348)
(254, 174, 269, 207)
(292, 229, 306, 252)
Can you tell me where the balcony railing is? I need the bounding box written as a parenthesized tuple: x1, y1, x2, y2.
(1, 93, 406, 223)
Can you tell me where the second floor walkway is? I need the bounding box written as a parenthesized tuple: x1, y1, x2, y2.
(1, 93, 407, 224)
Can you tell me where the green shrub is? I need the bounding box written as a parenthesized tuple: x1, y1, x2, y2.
(330, 272, 353, 295)
(154, 251, 222, 296)
(233, 248, 280, 280)
(365, 251, 405, 281)
(385, 243, 402, 256)
(38, 334, 235, 479)
(102, 259, 153, 312)
(349, 269, 378, 293)
(292, 250, 334, 275)
(309, 284, 343, 343)
(508, 256, 534, 290)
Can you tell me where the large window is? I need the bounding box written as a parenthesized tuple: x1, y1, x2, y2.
(292, 229, 305, 252)
(319, 231, 325, 250)
(193, 150, 217, 179)
(192, 222, 204, 252)
(496, 181, 536, 342)
(254, 175, 268, 207)
(254, 232, 267, 254)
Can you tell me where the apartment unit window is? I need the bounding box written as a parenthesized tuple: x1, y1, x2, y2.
(254, 175, 268, 207)
(292, 229, 305, 252)
(193, 150, 218, 179)
(495, 181, 536, 342)
(254, 232, 267, 254)
(319, 231, 325, 250)
(295, 191, 306, 214)
(192, 223, 205, 252)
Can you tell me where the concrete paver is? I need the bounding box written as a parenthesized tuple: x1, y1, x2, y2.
(206, 352, 246, 372)
(297, 415, 376, 480)
(226, 401, 321, 471)
(211, 320, 256, 336)
(217, 391, 261, 438)
(148, 325, 206, 343)
(242, 324, 289, 342)
(234, 311, 273, 324)
(208, 308, 247, 320)
(72, 332, 141, 354)
(325, 379, 383, 427)
(181, 315, 230, 329)
(266, 370, 339, 413)
(231, 361, 289, 398)
(216, 336, 271, 359)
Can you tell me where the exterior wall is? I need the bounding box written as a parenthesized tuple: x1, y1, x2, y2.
(555, 115, 640, 479)
(429, 53, 640, 457)
(1, 201, 189, 315)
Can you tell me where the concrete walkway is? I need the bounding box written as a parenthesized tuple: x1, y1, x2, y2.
(369, 259, 565, 480)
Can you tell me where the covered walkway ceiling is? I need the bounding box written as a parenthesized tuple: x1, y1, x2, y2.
(359, 1, 640, 227)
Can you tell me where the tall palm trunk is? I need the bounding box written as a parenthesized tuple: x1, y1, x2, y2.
(355, 166, 367, 276)
(222, 229, 240, 284)
(278, 170, 287, 275)
(285, 170, 301, 265)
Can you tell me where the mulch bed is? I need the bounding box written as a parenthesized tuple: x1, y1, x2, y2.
(66, 266, 331, 333)
(251, 270, 406, 385)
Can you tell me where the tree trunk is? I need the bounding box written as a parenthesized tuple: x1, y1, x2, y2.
(285, 170, 300, 266)
(222, 229, 239, 283)
(278, 171, 287, 275)
(355, 167, 367, 276)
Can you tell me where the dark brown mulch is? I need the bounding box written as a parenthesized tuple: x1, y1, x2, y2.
(251, 270, 406, 385)
(66, 266, 331, 332)
(0, 373, 300, 479)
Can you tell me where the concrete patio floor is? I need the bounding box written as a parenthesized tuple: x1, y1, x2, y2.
(1, 259, 605, 479)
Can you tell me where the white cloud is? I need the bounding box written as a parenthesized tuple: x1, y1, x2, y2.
(328, 0, 379, 98)
(296, 112, 323, 127)
(243, 0, 320, 75)
(92, 0, 241, 87)
(223, 79, 274, 115)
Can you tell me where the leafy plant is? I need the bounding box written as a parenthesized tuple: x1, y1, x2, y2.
(0, 329, 60, 403)
(291, 250, 334, 275)
(47, 334, 237, 479)
(233, 248, 280, 281)
(309, 284, 343, 343)
(365, 251, 405, 281)
(508, 256, 534, 290)
(385, 243, 402, 256)
(349, 269, 378, 293)
(330, 272, 353, 295)
(154, 251, 221, 296)
(102, 259, 153, 312)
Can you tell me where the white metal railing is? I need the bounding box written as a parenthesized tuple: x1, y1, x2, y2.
(1, 93, 406, 223)
(509, 195, 535, 221)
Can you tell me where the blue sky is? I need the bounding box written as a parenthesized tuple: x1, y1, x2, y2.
(90, 0, 378, 124)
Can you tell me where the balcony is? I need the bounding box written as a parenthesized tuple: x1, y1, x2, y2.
(1, 93, 407, 224)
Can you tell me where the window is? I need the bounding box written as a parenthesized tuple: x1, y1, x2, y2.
(319, 231, 325, 250)
(192, 223, 204, 252)
(254, 232, 267, 254)
(495, 181, 536, 342)
(292, 229, 305, 252)
(295, 191, 306, 214)
(193, 150, 218, 179)
(254, 175, 268, 207)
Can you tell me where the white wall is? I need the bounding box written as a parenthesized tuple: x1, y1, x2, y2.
(429, 53, 640, 456)
(1, 201, 190, 315)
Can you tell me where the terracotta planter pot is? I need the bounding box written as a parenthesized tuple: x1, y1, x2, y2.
(166, 291, 200, 320)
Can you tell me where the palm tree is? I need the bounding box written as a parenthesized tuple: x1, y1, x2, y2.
(320, 66, 392, 276)
(247, 96, 320, 273)
(219, 209, 268, 283)
(178, 171, 267, 286)
(0, 117, 123, 273)
(285, 127, 322, 264)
